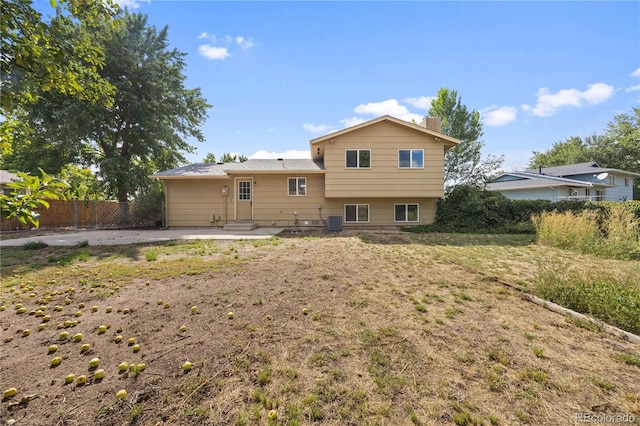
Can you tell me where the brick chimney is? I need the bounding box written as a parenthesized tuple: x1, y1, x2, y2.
(419, 117, 441, 133)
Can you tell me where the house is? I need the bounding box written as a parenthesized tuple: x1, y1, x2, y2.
(150, 115, 460, 229)
(0, 170, 19, 196)
(487, 162, 638, 202)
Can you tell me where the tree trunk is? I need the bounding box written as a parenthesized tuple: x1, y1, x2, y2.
(117, 181, 130, 226)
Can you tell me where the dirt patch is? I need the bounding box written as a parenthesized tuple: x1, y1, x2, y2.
(1, 233, 639, 425)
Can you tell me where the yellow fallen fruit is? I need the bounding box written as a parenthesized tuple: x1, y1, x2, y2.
(3, 388, 17, 399)
(116, 389, 127, 400)
(268, 410, 277, 420)
(65, 374, 75, 384)
(93, 369, 104, 379)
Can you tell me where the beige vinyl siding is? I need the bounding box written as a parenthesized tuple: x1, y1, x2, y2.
(164, 179, 232, 227)
(322, 120, 445, 198)
(318, 198, 438, 227)
(250, 174, 326, 227)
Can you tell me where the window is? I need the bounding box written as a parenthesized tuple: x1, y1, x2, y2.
(238, 181, 251, 200)
(288, 177, 306, 196)
(585, 188, 591, 200)
(345, 149, 371, 168)
(609, 176, 616, 185)
(344, 204, 369, 222)
(395, 204, 419, 222)
(398, 149, 424, 168)
(625, 177, 630, 187)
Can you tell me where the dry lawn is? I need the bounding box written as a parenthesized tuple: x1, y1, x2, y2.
(1, 231, 639, 425)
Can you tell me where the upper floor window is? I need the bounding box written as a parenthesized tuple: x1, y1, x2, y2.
(398, 149, 424, 168)
(288, 177, 306, 196)
(345, 149, 371, 169)
(624, 177, 630, 187)
(609, 176, 616, 185)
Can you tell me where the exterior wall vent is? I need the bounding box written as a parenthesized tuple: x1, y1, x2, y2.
(327, 216, 343, 232)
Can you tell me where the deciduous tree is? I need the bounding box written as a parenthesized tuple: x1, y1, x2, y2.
(17, 12, 210, 204)
(428, 88, 503, 190)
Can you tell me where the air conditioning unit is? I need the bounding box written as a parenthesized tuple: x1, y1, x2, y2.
(327, 216, 343, 232)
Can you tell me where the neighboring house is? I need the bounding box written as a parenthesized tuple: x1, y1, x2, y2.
(487, 162, 639, 202)
(151, 115, 459, 229)
(0, 170, 19, 196)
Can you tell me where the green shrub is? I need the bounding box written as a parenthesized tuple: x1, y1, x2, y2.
(434, 185, 513, 231)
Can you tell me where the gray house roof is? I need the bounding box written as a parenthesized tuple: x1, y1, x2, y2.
(526, 162, 640, 178)
(487, 175, 595, 191)
(487, 167, 617, 192)
(151, 159, 325, 179)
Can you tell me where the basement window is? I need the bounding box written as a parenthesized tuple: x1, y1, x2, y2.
(344, 204, 369, 223)
(395, 204, 419, 222)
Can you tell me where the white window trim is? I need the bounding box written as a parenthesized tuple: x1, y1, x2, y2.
(287, 177, 307, 196)
(344, 204, 370, 223)
(345, 149, 371, 169)
(394, 203, 419, 222)
(398, 149, 425, 169)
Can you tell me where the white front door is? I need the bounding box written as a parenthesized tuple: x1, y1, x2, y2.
(236, 179, 253, 221)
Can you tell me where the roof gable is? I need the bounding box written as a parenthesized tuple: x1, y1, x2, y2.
(309, 115, 460, 148)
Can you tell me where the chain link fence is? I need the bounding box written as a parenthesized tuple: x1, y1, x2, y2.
(1, 200, 164, 231)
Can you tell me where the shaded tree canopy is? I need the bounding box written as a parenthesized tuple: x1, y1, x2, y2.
(1, 0, 119, 154)
(6, 11, 211, 201)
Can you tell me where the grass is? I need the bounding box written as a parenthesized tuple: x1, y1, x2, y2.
(532, 205, 640, 260)
(2, 231, 639, 425)
(534, 262, 640, 334)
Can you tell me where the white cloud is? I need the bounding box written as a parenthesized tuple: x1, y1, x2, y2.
(352, 99, 422, 124)
(249, 149, 310, 159)
(197, 32, 216, 42)
(631, 67, 640, 78)
(303, 123, 334, 134)
(581, 83, 615, 104)
(197, 33, 254, 59)
(626, 84, 640, 92)
(236, 36, 254, 50)
(481, 105, 517, 126)
(114, 0, 144, 9)
(522, 82, 614, 117)
(341, 116, 367, 128)
(404, 96, 435, 110)
(198, 44, 229, 60)
(354, 99, 408, 117)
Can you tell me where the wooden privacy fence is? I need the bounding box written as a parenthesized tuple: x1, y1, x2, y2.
(1, 200, 164, 231)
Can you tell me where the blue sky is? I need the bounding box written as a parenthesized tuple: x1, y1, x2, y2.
(116, 0, 639, 171)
